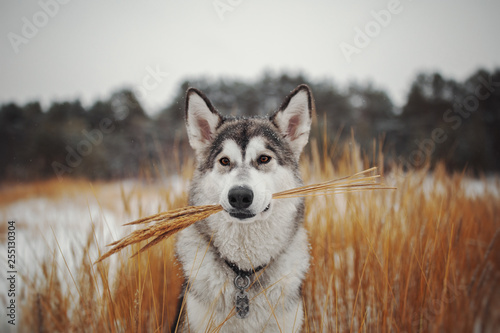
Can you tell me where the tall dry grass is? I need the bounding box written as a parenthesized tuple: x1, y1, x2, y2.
(13, 137, 500, 332)
(302, 140, 500, 332)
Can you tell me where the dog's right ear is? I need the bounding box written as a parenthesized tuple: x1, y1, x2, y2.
(185, 88, 223, 153)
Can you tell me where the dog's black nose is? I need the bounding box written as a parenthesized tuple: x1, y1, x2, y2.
(228, 186, 253, 209)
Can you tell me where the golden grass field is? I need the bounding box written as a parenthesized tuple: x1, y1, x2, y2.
(2, 137, 499, 332)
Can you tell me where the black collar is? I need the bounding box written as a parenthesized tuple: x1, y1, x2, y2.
(225, 260, 266, 278)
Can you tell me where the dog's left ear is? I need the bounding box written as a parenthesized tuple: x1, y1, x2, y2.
(271, 84, 313, 158)
(185, 88, 223, 154)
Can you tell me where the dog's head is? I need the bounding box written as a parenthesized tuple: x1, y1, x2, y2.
(185, 85, 313, 224)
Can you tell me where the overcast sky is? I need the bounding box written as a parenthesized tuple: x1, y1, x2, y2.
(1, 0, 499, 115)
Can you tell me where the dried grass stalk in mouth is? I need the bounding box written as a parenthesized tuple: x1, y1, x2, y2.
(272, 167, 395, 199)
(95, 205, 222, 263)
(95, 167, 395, 263)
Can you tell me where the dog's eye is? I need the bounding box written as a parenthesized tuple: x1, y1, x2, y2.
(219, 157, 230, 166)
(258, 155, 271, 164)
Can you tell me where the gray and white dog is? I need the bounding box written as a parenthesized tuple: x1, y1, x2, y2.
(175, 85, 313, 332)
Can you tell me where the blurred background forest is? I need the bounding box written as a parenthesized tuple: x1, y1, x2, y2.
(1, 68, 499, 182)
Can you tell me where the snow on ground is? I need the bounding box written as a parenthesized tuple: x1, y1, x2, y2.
(461, 176, 500, 197)
(0, 176, 188, 331)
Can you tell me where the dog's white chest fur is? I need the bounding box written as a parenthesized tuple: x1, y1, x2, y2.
(176, 221, 310, 332)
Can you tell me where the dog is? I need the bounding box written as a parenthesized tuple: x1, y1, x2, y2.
(174, 84, 314, 332)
